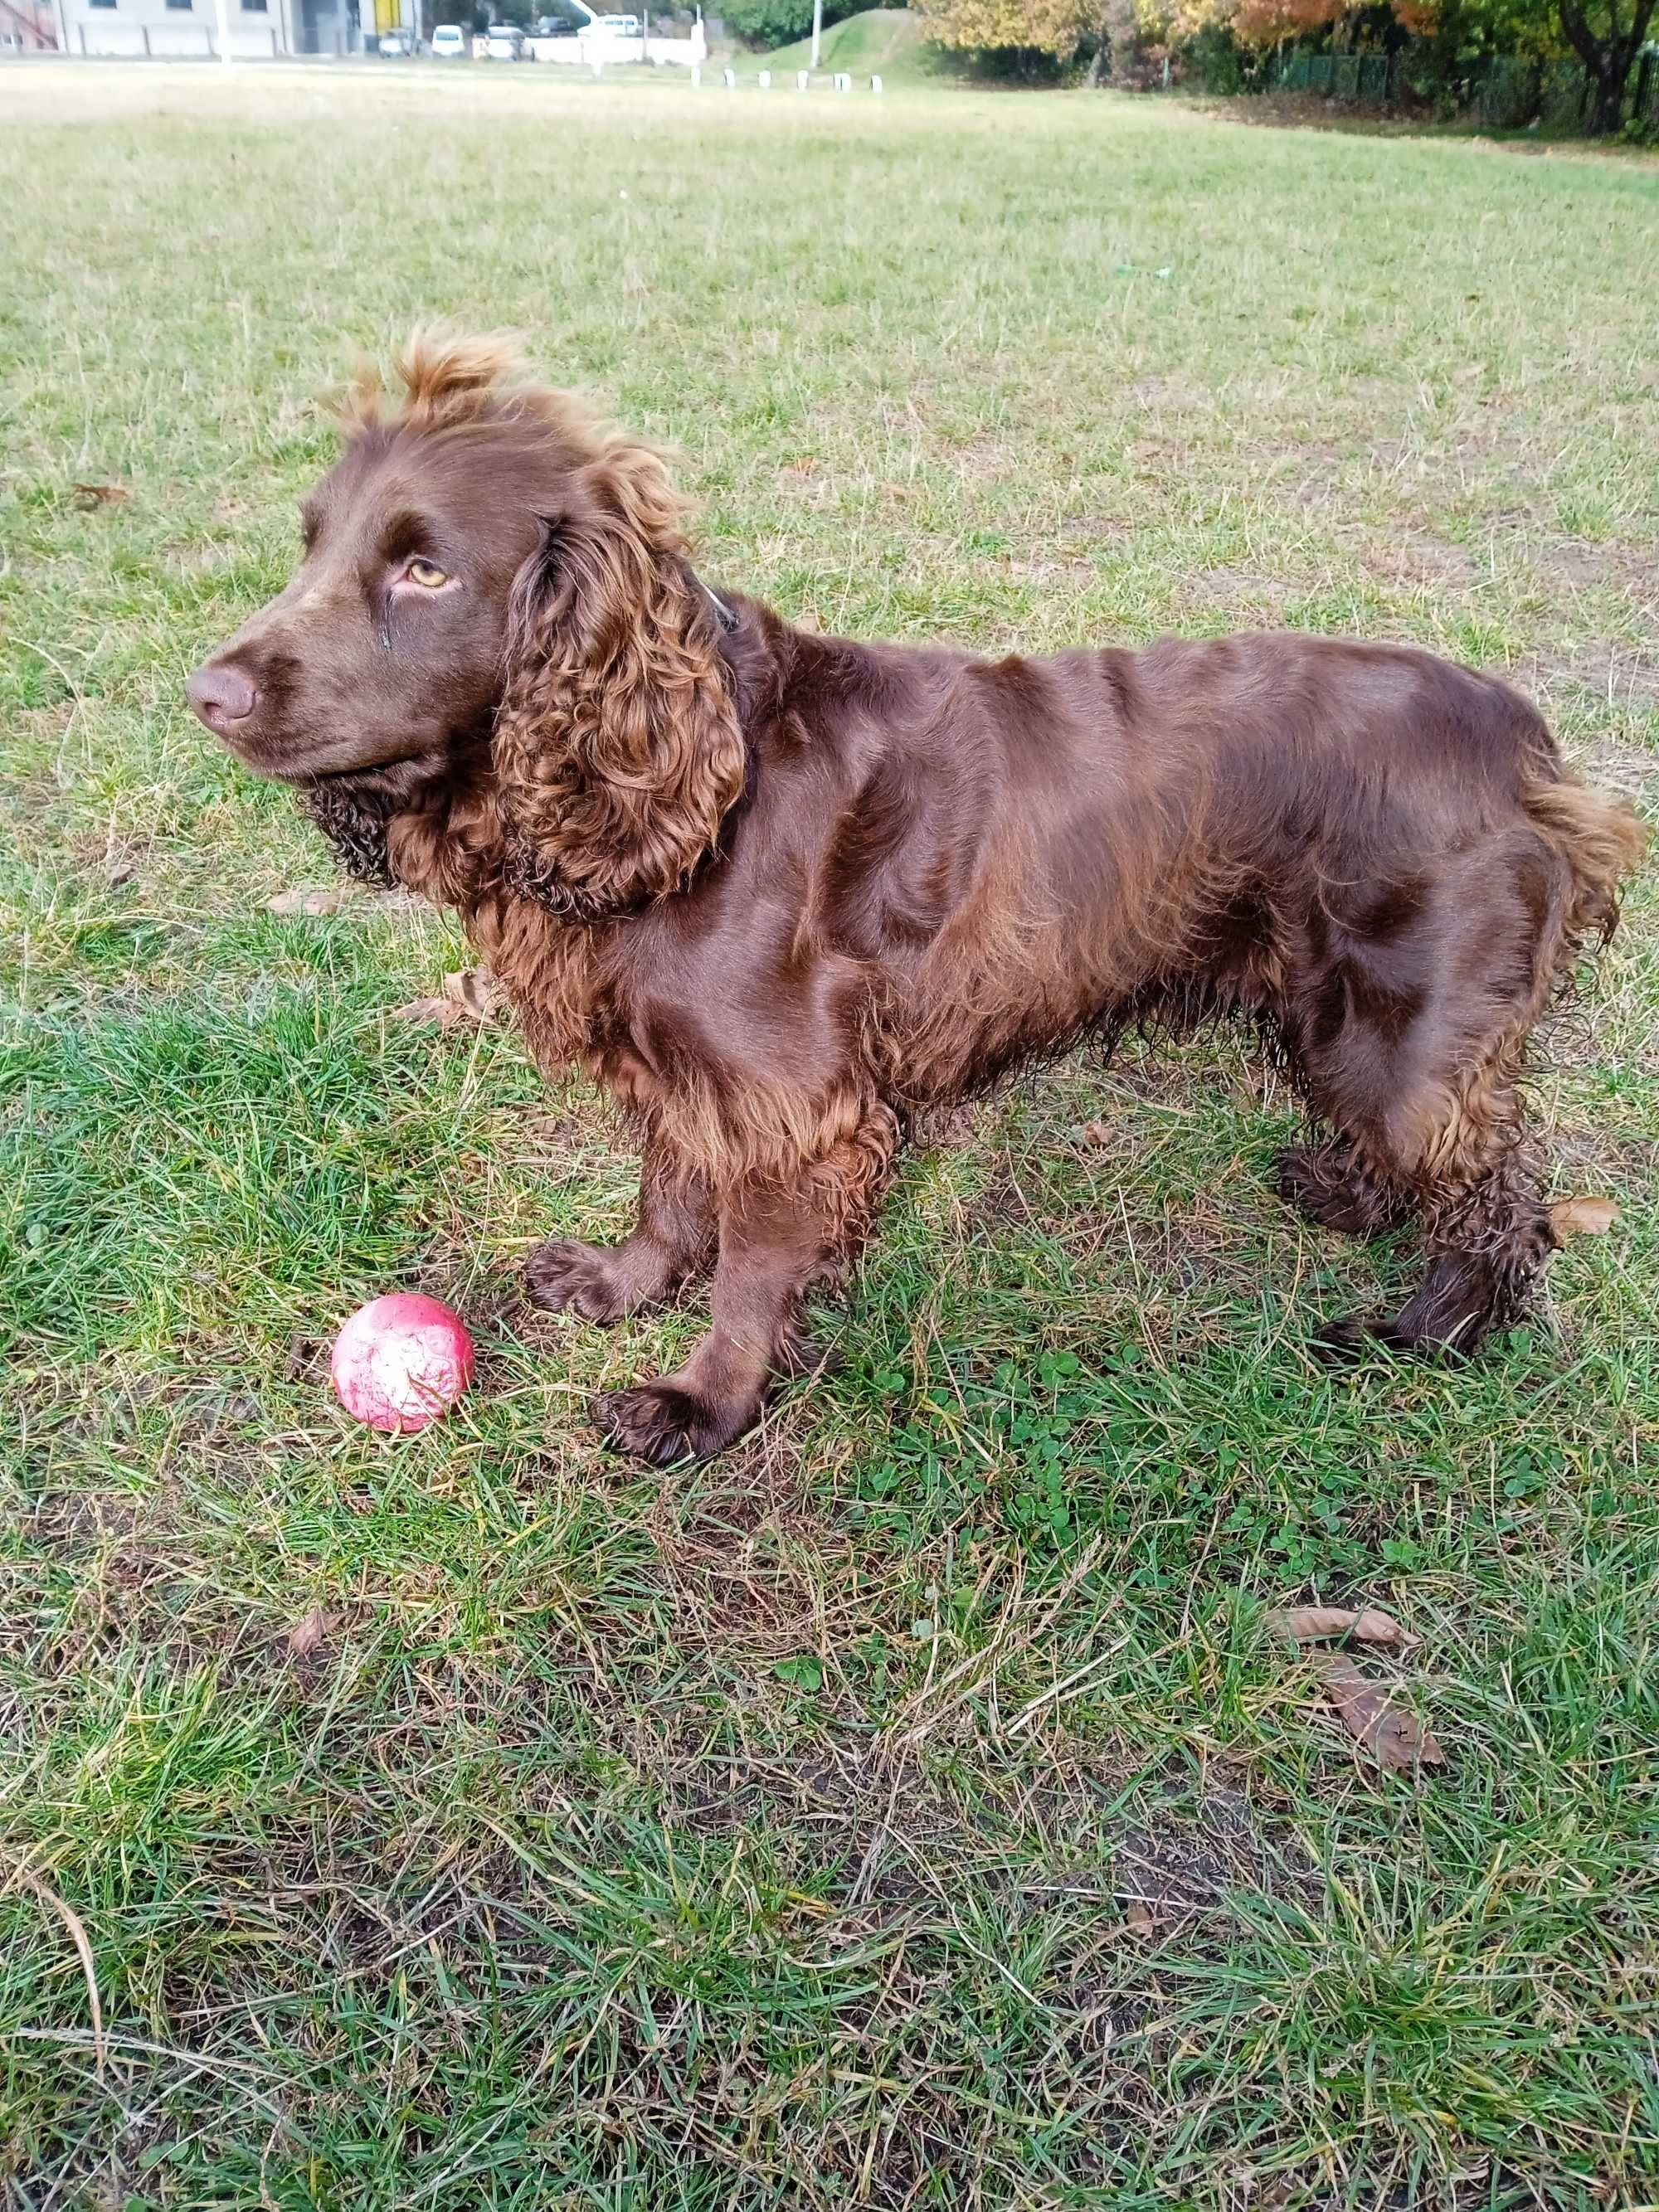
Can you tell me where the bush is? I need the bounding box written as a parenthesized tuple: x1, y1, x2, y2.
(1100, 0, 1163, 89)
(722, 0, 864, 47)
(1184, 22, 1249, 92)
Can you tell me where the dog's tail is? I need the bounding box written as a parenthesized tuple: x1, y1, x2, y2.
(1518, 736, 1647, 978)
(1524, 771, 1647, 956)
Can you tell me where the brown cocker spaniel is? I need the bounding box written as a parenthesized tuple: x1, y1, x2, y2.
(188, 334, 1646, 1462)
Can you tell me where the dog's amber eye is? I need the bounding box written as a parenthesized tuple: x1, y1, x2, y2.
(404, 558, 448, 590)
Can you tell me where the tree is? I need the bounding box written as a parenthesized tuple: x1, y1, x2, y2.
(1229, 0, 1340, 41)
(1393, 0, 1560, 56)
(912, 0, 1093, 54)
(1553, 0, 1656, 129)
(1406, 0, 1651, 126)
(723, 0, 861, 46)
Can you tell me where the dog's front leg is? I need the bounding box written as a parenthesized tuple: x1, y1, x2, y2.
(528, 1134, 715, 1325)
(592, 1117, 893, 1465)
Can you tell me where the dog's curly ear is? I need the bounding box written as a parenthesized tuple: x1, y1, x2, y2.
(494, 440, 747, 921)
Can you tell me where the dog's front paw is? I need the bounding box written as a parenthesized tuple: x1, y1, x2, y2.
(592, 1378, 757, 1465)
(527, 1238, 640, 1325)
(1310, 1314, 1373, 1364)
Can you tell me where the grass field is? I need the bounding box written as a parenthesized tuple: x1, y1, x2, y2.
(2, 58, 1658, 2210)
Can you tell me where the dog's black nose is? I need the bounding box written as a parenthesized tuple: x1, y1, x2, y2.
(187, 662, 257, 734)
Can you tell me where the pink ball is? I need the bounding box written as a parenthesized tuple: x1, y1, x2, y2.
(330, 1293, 474, 1434)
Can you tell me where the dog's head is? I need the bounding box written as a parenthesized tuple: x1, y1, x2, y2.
(187, 332, 745, 916)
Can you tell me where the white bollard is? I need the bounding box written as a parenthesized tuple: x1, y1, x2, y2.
(834, 70, 849, 90)
(722, 65, 735, 87)
(690, 61, 700, 83)
(871, 72, 882, 93)
(757, 67, 770, 86)
(796, 67, 809, 89)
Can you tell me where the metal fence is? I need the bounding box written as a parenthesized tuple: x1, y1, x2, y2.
(1266, 44, 1659, 134)
(1273, 51, 1392, 104)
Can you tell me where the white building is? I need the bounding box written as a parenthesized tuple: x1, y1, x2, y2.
(49, 0, 414, 57)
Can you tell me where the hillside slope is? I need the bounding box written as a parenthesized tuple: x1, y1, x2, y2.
(760, 8, 936, 80)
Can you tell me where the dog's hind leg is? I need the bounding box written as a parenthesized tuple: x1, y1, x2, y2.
(1292, 824, 1576, 1361)
(1311, 1125, 1554, 1361)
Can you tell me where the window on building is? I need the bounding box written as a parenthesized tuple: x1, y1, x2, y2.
(243, 0, 267, 11)
(165, 0, 192, 10)
(87, 0, 116, 11)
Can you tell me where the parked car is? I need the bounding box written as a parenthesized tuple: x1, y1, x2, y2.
(484, 22, 528, 56)
(377, 27, 416, 53)
(430, 22, 468, 54)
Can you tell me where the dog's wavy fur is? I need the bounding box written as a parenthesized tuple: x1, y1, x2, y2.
(192, 333, 1647, 1461)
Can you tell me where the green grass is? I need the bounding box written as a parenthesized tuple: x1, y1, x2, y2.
(761, 9, 935, 82)
(2, 57, 1658, 2210)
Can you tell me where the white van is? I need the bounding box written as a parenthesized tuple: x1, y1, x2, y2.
(430, 22, 468, 54)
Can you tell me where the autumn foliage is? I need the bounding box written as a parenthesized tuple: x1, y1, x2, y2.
(915, 0, 1438, 56)
(1228, 0, 1345, 41)
(912, 0, 1092, 51)
(913, 0, 1653, 136)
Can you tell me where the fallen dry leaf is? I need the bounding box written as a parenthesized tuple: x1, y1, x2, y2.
(1311, 1654, 1445, 1773)
(392, 965, 504, 1029)
(286, 1605, 333, 1659)
(1549, 1194, 1620, 1237)
(443, 964, 506, 1020)
(1124, 1899, 1158, 1937)
(105, 854, 138, 888)
(1268, 1603, 1418, 1652)
(73, 481, 129, 508)
(392, 994, 464, 1028)
(268, 886, 347, 918)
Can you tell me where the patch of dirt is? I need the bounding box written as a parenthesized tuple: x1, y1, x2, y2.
(1125, 435, 1194, 477)
(652, 1738, 1317, 1932)
(1131, 372, 1214, 414)
(1539, 538, 1614, 590)
(645, 1481, 861, 1660)
(1562, 735, 1659, 805)
(934, 430, 1015, 485)
(1255, 436, 1345, 465)
(70, 827, 153, 887)
(1360, 529, 1478, 591)
(1180, 563, 1298, 615)
(1111, 1782, 1293, 1918)
(1365, 435, 1424, 475)
(1525, 644, 1659, 712)
(912, 1101, 986, 1153)
(1549, 1127, 1654, 1190)
(965, 1169, 1044, 1237)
